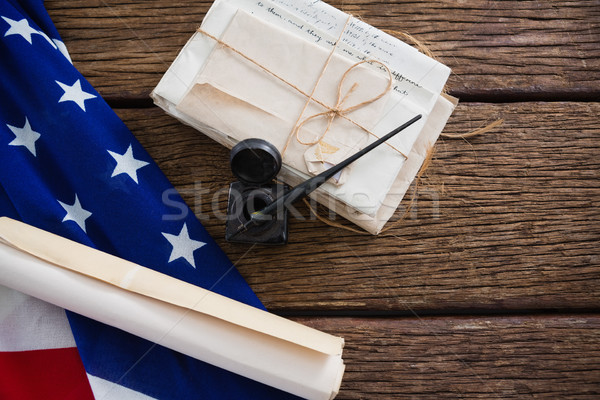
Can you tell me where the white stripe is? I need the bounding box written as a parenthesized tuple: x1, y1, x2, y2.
(0, 285, 75, 351)
(87, 374, 158, 400)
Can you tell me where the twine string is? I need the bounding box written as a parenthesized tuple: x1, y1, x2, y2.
(281, 15, 350, 154)
(194, 22, 503, 234)
(195, 22, 406, 158)
(293, 59, 393, 148)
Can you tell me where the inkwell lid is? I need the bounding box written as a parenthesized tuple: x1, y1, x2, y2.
(230, 138, 282, 185)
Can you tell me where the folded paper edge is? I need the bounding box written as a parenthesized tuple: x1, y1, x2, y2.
(0, 217, 344, 356)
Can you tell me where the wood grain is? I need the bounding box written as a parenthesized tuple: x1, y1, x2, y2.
(45, 0, 600, 100)
(37, 3, 600, 397)
(295, 315, 600, 399)
(115, 101, 600, 313)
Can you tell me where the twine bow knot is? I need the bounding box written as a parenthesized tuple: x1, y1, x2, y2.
(196, 21, 406, 159)
(293, 59, 393, 148)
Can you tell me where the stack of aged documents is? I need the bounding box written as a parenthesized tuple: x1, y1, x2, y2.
(152, 0, 457, 234)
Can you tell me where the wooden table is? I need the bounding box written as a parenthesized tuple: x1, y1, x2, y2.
(47, 1, 600, 398)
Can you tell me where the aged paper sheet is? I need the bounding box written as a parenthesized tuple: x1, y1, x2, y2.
(0, 218, 345, 399)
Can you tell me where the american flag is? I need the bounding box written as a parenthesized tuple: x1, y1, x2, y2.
(0, 1, 298, 398)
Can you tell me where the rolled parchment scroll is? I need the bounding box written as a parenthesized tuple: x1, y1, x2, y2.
(0, 217, 344, 400)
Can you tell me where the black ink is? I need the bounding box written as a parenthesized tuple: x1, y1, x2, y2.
(306, 28, 322, 43)
(267, 7, 283, 19)
(392, 71, 421, 88)
(287, 19, 304, 30)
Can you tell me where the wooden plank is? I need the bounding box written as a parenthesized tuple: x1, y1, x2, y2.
(116, 101, 600, 312)
(45, 0, 600, 100)
(294, 315, 600, 399)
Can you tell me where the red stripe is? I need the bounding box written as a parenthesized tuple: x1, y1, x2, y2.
(0, 348, 94, 400)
